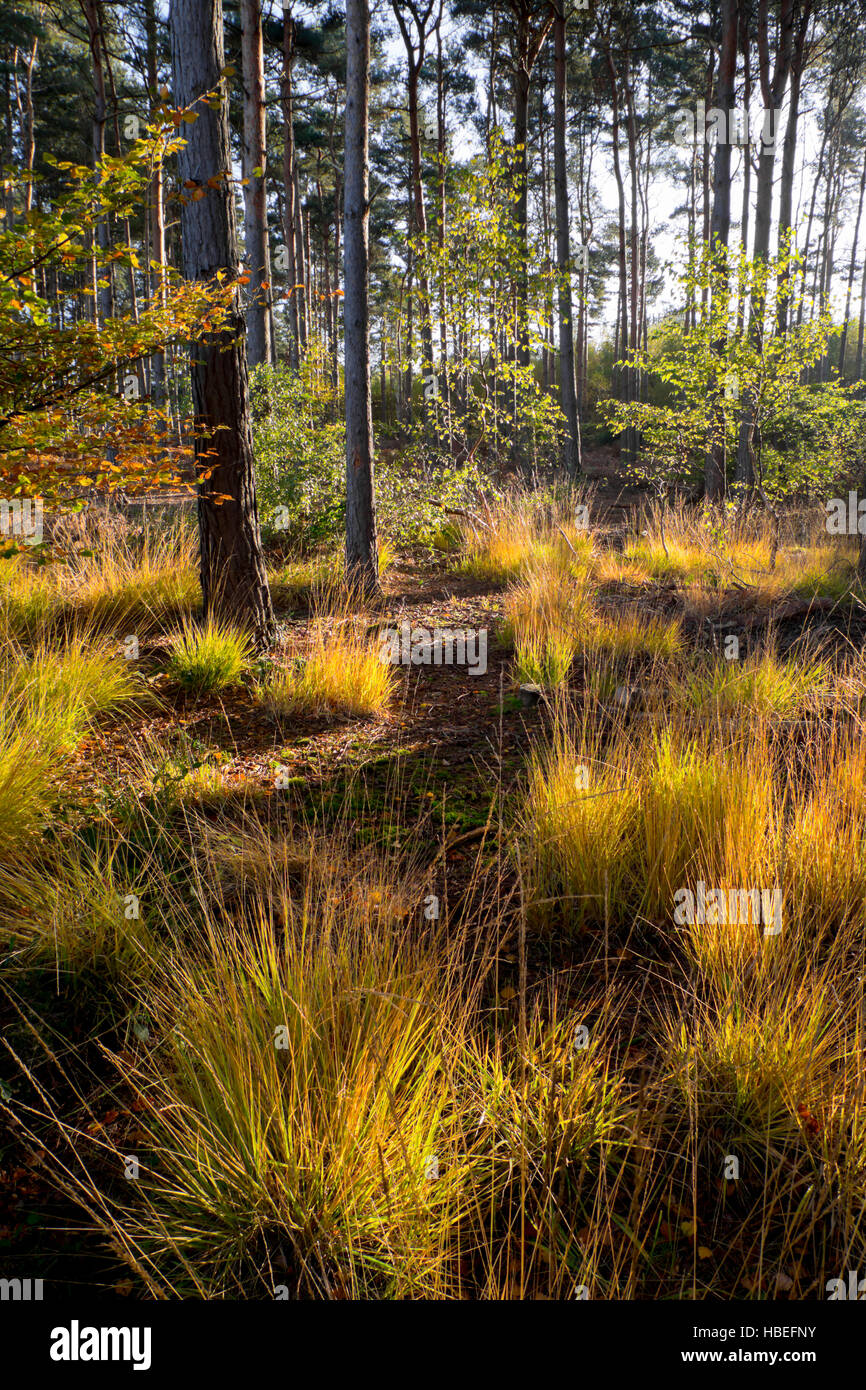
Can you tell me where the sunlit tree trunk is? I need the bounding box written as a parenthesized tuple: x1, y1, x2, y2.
(705, 0, 739, 501)
(239, 0, 272, 368)
(344, 0, 380, 598)
(170, 0, 275, 647)
(552, 0, 580, 475)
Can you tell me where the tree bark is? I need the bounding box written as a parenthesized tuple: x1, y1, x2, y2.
(838, 145, 866, 377)
(508, 3, 552, 373)
(705, 0, 739, 501)
(280, 7, 301, 370)
(144, 0, 167, 409)
(552, 0, 580, 475)
(391, 2, 436, 420)
(81, 0, 113, 328)
(239, 0, 272, 369)
(434, 7, 452, 442)
(170, 0, 275, 647)
(735, 0, 794, 492)
(776, 0, 812, 333)
(344, 0, 380, 598)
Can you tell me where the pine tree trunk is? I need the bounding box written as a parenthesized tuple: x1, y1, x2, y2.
(82, 0, 113, 329)
(735, 0, 794, 492)
(144, 0, 167, 410)
(344, 0, 380, 598)
(280, 7, 301, 370)
(776, 1, 812, 333)
(553, 0, 580, 476)
(705, 0, 739, 501)
(838, 147, 866, 377)
(240, 0, 272, 369)
(170, 0, 275, 648)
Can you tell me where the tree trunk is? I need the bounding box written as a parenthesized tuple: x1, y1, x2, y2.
(735, 5, 751, 335)
(838, 145, 866, 377)
(604, 32, 630, 434)
(144, 0, 167, 409)
(170, 0, 274, 647)
(776, 0, 812, 333)
(240, 0, 272, 369)
(280, 7, 301, 369)
(857, 230, 866, 380)
(391, 3, 436, 420)
(81, 0, 112, 328)
(300, 193, 311, 346)
(705, 0, 739, 501)
(735, 0, 794, 491)
(344, 0, 380, 598)
(21, 35, 37, 215)
(435, 10, 452, 443)
(552, 0, 580, 475)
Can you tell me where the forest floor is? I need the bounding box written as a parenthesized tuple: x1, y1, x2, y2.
(3, 471, 866, 1300)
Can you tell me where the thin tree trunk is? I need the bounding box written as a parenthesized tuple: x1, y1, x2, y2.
(144, 0, 167, 410)
(240, 0, 272, 368)
(856, 231, 866, 380)
(434, 6, 451, 443)
(776, 0, 811, 332)
(392, 2, 436, 418)
(552, 0, 580, 475)
(81, 0, 112, 328)
(301, 198, 311, 344)
(735, 8, 751, 335)
(170, 0, 275, 647)
(706, 0, 739, 501)
(604, 33, 629, 429)
(21, 35, 37, 215)
(280, 7, 301, 369)
(838, 146, 866, 377)
(735, 0, 795, 491)
(344, 0, 380, 597)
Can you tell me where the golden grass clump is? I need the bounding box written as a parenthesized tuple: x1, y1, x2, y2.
(166, 617, 252, 694)
(0, 521, 199, 641)
(459, 491, 593, 584)
(678, 649, 827, 718)
(262, 619, 397, 719)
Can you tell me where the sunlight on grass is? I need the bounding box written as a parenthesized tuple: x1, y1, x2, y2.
(81, 844, 489, 1297)
(3, 635, 145, 750)
(166, 617, 252, 695)
(678, 650, 827, 717)
(588, 608, 682, 661)
(262, 621, 396, 719)
(66, 525, 199, 632)
(0, 524, 199, 640)
(459, 491, 593, 584)
(514, 630, 579, 687)
(525, 721, 779, 929)
(0, 637, 144, 869)
(270, 542, 394, 610)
